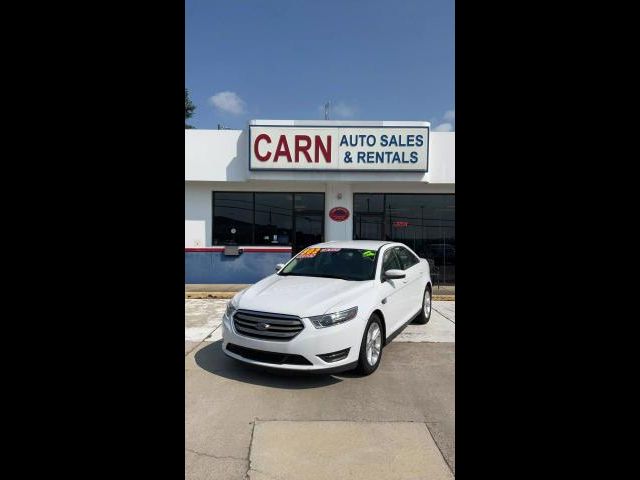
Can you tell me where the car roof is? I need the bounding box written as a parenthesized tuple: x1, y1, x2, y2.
(310, 240, 399, 250)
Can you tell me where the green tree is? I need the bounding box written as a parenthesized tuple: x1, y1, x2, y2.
(185, 89, 195, 129)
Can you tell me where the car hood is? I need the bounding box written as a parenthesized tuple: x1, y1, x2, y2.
(235, 274, 373, 317)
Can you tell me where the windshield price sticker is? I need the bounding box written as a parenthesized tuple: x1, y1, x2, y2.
(362, 250, 376, 260)
(298, 247, 321, 258)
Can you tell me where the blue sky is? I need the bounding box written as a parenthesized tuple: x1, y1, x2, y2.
(185, 0, 454, 130)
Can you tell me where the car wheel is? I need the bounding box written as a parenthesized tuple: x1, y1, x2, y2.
(355, 314, 384, 376)
(414, 286, 432, 325)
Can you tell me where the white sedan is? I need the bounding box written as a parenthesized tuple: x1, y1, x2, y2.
(222, 240, 432, 375)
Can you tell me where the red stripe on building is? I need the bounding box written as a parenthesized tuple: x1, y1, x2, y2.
(185, 247, 291, 253)
(242, 248, 291, 253)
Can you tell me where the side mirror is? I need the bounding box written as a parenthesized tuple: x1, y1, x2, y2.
(275, 263, 285, 272)
(383, 269, 406, 280)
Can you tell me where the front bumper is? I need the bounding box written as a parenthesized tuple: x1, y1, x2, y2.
(221, 311, 363, 372)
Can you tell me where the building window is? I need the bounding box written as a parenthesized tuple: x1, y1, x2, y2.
(255, 193, 293, 245)
(212, 192, 254, 245)
(212, 192, 324, 251)
(353, 193, 455, 285)
(293, 193, 324, 255)
(353, 194, 384, 213)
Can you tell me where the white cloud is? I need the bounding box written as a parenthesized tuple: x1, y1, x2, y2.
(332, 102, 355, 118)
(434, 123, 453, 132)
(317, 101, 356, 119)
(433, 108, 455, 131)
(209, 91, 246, 115)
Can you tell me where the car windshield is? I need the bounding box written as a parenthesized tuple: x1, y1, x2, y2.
(279, 247, 378, 281)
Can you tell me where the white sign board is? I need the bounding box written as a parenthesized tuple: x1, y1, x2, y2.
(249, 125, 429, 172)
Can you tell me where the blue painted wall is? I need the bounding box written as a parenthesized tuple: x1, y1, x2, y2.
(185, 251, 292, 284)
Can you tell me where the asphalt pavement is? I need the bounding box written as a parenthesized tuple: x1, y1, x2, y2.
(185, 299, 455, 479)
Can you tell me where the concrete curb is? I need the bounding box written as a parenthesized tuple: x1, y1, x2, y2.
(186, 292, 237, 299)
(185, 292, 455, 301)
(432, 295, 455, 301)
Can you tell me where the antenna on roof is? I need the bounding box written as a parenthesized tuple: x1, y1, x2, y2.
(324, 102, 330, 120)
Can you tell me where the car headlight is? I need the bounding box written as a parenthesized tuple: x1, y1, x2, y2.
(225, 301, 237, 319)
(225, 288, 248, 319)
(307, 307, 358, 329)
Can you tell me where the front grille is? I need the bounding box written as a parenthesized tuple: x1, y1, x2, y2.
(226, 343, 312, 365)
(232, 309, 304, 341)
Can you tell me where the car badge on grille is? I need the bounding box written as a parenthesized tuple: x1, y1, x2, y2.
(255, 323, 271, 331)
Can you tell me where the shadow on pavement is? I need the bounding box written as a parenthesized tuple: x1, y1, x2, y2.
(194, 340, 343, 389)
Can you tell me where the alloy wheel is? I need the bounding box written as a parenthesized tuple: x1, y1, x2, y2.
(366, 322, 382, 366)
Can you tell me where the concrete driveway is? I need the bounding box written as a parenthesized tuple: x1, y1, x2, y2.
(185, 300, 455, 479)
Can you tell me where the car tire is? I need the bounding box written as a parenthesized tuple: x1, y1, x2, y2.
(355, 314, 384, 376)
(414, 285, 432, 325)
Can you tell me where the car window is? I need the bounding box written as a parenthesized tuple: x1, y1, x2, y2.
(394, 247, 419, 270)
(381, 249, 402, 273)
(279, 248, 378, 281)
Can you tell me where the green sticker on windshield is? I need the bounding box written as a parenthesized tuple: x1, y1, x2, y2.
(362, 250, 376, 260)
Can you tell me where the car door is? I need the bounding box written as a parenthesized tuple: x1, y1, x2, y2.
(378, 247, 413, 334)
(393, 246, 425, 320)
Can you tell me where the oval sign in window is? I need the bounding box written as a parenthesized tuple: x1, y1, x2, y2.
(329, 207, 350, 222)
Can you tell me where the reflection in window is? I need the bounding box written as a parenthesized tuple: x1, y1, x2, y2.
(353, 194, 384, 213)
(354, 214, 384, 240)
(394, 246, 419, 270)
(353, 193, 455, 285)
(293, 193, 324, 253)
(382, 249, 402, 272)
(212, 192, 324, 250)
(255, 193, 293, 245)
(212, 192, 253, 245)
(294, 193, 324, 212)
(293, 214, 323, 254)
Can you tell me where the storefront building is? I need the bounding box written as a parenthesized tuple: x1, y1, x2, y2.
(185, 120, 455, 285)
